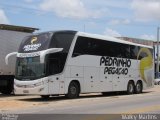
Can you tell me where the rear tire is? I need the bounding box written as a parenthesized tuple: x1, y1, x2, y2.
(127, 81, 135, 94)
(135, 81, 143, 94)
(66, 82, 79, 99)
(158, 81, 160, 85)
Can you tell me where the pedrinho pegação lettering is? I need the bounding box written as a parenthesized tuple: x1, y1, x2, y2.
(23, 43, 41, 51)
(100, 56, 131, 75)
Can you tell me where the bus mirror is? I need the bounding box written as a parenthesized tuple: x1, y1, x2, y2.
(5, 52, 17, 65)
(40, 48, 63, 63)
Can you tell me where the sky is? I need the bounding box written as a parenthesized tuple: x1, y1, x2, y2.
(0, 0, 160, 41)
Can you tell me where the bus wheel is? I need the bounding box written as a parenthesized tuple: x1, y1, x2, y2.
(127, 81, 135, 94)
(135, 81, 142, 94)
(41, 95, 50, 99)
(66, 82, 79, 99)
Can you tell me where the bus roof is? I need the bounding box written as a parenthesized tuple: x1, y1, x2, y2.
(32, 30, 153, 49)
(33, 30, 77, 35)
(76, 31, 153, 49)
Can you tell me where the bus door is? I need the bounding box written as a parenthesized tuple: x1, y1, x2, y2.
(47, 58, 61, 94)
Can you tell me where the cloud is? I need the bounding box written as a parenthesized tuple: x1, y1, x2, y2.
(140, 34, 155, 40)
(109, 19, 130, 25)
(40, 0, 103, 19)
(131, 0, 160, 21)
(104, 28, 121, 37)
(123, 19, 130, 24)
(24, 0, 33, 3)
(87, 22, 98, 28)
(0, 9, 9, 24)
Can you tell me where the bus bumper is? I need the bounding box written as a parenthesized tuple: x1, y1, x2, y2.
(14, 78, 49, 95)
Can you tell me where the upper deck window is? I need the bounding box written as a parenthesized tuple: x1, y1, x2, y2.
(18, 31, 76, 53)
(49, 32, 75, 52)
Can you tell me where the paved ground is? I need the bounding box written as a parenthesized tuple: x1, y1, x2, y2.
(0, 85, 160, 115)
(0, 86, 160, 120)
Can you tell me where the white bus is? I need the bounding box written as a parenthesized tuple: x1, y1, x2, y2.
(6, 31, 154, 98)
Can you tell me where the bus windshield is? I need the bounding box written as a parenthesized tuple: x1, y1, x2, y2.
(15, 56, 45, 80)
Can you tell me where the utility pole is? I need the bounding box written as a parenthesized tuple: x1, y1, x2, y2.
(156, 27, 160, 78)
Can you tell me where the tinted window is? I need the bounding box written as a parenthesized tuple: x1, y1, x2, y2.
(72, 36, 130, 58)
(99, 41, 130, 58)
(130, 45, 139, 59)
(46, 32, 76, 75)
(15, 56, 45, 80)
(50, 32, 75, 52)
(72, 37, 89, 57)
(72, 37, 101, 57)
(46, 52, 67, 75)
(116, 43, 130, 58)
(19, 31, 76, 53)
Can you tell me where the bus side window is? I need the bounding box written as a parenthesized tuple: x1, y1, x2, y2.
(47, 58, 60, 75)
(46, 52, 67, 75)
(72, 37, 88, 57)
(130, 45, 139, 59)
(118, 43, 130, 58)
(50, 32, 75, 53)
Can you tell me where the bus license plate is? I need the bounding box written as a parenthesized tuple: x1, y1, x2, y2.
(23, 90, 29, 93)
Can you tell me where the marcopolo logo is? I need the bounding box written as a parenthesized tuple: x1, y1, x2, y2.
(23, 37, 41, 52)
(31, 37, 38, 44)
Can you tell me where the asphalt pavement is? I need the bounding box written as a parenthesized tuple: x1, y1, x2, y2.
(0, 86, 160, 120)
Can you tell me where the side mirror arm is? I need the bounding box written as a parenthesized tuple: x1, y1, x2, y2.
(40, 48, 63, 63)
(5, 52, 17, 65)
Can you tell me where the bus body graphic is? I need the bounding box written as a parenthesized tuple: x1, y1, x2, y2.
(137, 48, 153, 86)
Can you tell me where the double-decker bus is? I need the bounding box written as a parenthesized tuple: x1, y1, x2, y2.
(6, 30, 154, 98)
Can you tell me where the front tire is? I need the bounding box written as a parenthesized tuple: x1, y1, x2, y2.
(66, 82, 79, 99)
(127, 81, 135, 94)
(135, 81, 143, 94)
